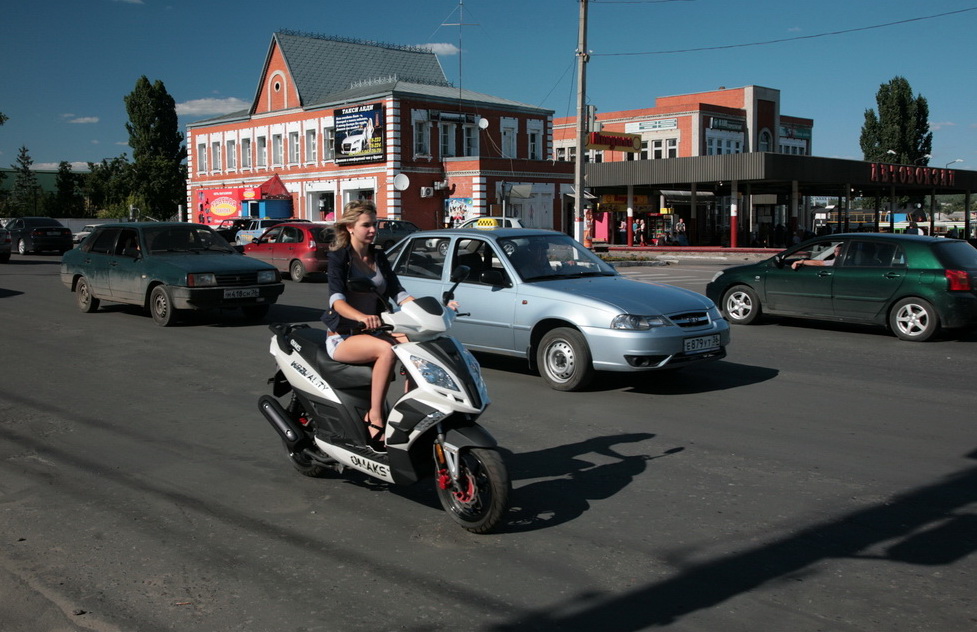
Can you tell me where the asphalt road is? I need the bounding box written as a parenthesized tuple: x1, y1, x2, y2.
(1, 254, 975, 632)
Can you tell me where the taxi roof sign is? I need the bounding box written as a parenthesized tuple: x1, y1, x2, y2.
(475, 217, 501, 228)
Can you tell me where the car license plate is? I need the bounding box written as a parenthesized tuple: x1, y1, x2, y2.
(684, 334, 720, 353)
(224, 288, 258, 299)
(47, 231, 61, 236)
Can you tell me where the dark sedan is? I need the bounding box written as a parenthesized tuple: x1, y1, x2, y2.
(6, 217, 74, 255)
(61, 222, 285, 326)
(706, 233, 977, 341)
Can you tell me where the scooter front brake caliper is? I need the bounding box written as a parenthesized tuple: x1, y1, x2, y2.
(434, 439, 461, 489)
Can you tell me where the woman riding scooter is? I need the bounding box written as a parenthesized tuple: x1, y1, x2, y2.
(322, 200, 413, 449)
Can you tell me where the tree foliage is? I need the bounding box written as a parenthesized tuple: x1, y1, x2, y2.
(84, 155, 135, 217)
(9, 146, 41, 216)
(124, 76, 187, 220)
(51, 161, 86, 217)
(860, 76, 932, 166)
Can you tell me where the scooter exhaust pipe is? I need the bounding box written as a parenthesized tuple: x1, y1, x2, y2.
(258, 395, 308, 450)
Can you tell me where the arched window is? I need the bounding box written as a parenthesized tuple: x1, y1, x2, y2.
(758, 130, 772, 152)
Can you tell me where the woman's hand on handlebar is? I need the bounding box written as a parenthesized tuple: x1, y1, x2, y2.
(358, 314, 384, 331)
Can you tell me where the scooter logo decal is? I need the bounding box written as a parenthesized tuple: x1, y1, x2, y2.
(289, 360, 327, 392)
(350, 455, 389, 478)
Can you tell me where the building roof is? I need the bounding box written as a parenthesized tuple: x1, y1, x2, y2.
(270, 30, 450, 108)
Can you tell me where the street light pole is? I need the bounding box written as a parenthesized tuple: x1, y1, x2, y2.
(946, 159, 963, 168)
(573, 0, 589, 244)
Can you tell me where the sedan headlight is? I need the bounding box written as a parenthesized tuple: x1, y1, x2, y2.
(611, 314, 671, 330)
(188, 272, 217, 287)
(410, 355, 460, 391)
(257, 269, 278, 284)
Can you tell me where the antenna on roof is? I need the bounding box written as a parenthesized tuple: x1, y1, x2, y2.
(442, 0, 477, 105)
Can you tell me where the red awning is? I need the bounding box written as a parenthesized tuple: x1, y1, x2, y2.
(259, 174, 290, 199)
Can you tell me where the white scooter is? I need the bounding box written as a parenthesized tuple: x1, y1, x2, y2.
(258, 267, 510, 533)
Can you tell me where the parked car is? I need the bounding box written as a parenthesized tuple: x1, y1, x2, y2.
(376, 219, 419, 249)
(455, 216, 527, 229)
(61, 222, 285, 326)
(234, 218, 308, 246)
(213, 218, 251, 244)
(705, 233, 977, 341)
(244, 221, 334, 282)
(6, 217, 74, 254)
(386, 228, 729, 390)
(0, 228, 11, 263)
(74, 224, 102, 244)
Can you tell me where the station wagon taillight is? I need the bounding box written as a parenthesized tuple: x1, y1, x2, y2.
(945, 269, 973, 291)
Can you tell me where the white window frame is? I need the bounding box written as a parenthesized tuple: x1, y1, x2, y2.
(241, 138, 252, 169)
(412, 111, 431, 157)
(226, 139, 236, 170)
(462, 124, 478, 157)
(272, 134, 283, 166)
(440, 122, 456, 158)
(211, 141, 221, 171)
(322, 126, 335, 161)
(526, 120, 544, 160)
(288, 131, 299, 164)
(305, 129, 317, 164)
(197, 142, 207, 173)
(501, 117, 518, 158)
(257, 136, 267, 167)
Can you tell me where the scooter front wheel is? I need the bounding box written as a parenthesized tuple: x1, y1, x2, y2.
(436, 447, 510, 534)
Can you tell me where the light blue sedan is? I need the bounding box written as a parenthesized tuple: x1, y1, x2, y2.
(387, 228, 730, 390)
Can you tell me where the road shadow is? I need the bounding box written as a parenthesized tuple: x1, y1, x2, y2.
(490, 447, 977, 630)
(601, 360, 778, 395)
(0, 288, 24, 299)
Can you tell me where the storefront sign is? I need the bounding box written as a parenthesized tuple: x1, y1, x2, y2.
(870, 163, 956, 187)
(711, 118, 743, 132)
(626, 119, 677, 133)
(587, 131, 641, 152)
(599, 194, 650, 205)
(780, 125, 812, 140)
(335, 103, 385, 166)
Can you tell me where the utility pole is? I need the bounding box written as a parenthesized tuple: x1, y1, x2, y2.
(573, 0, 589, 243)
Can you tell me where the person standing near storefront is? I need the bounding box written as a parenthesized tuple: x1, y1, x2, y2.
(675, 217, 688, 246)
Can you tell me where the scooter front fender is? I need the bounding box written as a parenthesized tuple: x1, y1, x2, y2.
(443, 424, 498, 450)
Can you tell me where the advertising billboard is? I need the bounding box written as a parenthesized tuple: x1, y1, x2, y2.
(335, 103, 385, 166)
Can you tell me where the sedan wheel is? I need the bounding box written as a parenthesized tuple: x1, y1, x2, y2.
(289, 260, 306, 283)
(537, 327, 594, 391)
(18, 239, 29, 255)
(150, 285, 179, 327)
(889, 297, 940, 341)
(722, 285, 761, 325)
(75, 277, 100, 313)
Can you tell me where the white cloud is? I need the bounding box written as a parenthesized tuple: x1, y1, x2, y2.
(930, 121, 956, 131)
(176, 97, 250, 117)
(34, 162, 92, 171)
(112, 0, 145, 4)
(68, 116, 99, 124)
(419, 43, 460, 56)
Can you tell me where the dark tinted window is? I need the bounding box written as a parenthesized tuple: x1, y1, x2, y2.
(845, 241, 905, 268)
(24, 218, 63, 228)
(89, 228, 121, 254)
(934, 241, 977, 269)
(310, 226, 334, 244)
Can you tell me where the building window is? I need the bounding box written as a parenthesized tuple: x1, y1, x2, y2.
(226, 140, 236, 170)
(652, 139, 663, 159)
(666, 138, 677, 158)
(556, 147, 568, 162)
(241, 138, 252, 168)
(305, 129, 317, 163)
(196, 143, 207, 173)
(414, 120, 430, 156)
(288, 131, 299, 164)
(440, 123, 456, 158)
(463, 124, 478, 157)
(528, 131, 541, 160)
(500, 117, 518, 158)
(211, 141, 221, 171)
(323, 127, 335, 161)
(272, 134, 283, 166)
(257, 136, 267, 167)
(759, 130, 772, 152)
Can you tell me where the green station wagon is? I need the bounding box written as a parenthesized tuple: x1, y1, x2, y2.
(705, 233, 977, 341)
(61, 222, 285, 326)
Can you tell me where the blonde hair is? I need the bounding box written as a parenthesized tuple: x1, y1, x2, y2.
(330, 200, 377, 250)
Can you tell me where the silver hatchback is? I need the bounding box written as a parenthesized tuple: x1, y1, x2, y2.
(387, 228, 729, 390)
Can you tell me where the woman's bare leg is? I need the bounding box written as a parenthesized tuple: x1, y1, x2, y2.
(332, 334, 396, 440)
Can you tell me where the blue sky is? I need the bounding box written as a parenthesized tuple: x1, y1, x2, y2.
(3, 0, 976, 171)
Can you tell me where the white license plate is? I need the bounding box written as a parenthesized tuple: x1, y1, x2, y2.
(684, 334, 720, 353)
(223, 288, 258, 299)
(47, 231, 62, 236)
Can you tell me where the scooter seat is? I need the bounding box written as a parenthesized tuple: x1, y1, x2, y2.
(288, 327, 374, 389)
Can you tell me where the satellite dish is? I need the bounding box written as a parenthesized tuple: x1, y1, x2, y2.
(392, 173, 410, 191)
(478, 117, 489, 130)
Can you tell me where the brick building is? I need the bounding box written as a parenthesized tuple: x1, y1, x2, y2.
(186, 31, 573, 232)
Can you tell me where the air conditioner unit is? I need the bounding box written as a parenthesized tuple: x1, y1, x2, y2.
(433, 180, 449, 191)
(420, 187, 434, 198)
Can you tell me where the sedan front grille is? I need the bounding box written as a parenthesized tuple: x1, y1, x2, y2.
(216, 272, 259, 286)
(668, 311, 710, 328)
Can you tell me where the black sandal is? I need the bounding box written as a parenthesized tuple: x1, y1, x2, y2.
(367, 422, 386, 450)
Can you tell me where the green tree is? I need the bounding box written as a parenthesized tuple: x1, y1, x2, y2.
(9, 146, 41, 216)
(84, 155, 134, 217)
(124, 76, 187, 220)
(50, 161, 86, 217)
(860, 76, 933, 165)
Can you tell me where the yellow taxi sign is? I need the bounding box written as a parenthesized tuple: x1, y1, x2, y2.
(475, 217, 501, 228)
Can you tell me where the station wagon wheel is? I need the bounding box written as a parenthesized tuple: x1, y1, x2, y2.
(889, 297, 940, 342)
(722, 285, 761, 325)
(150, 285, 179, 327)
(289, 260, 306, 283)
(75, 276, 100, 313)
(537, 327, 594, 391)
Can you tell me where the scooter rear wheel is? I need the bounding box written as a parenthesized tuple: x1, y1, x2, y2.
(284, 441, 331, 478)
(436, 447, 510, 534)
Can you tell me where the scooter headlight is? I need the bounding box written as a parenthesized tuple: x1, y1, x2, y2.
(410, 355, 460, 391)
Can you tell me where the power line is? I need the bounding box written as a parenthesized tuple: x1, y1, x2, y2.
(592, 7, 977, 56)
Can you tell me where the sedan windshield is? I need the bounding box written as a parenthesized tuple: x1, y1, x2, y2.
(145, 226, 236, 254)
(502, 234, 617, 281)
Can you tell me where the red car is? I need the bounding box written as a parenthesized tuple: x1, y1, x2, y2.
(244, 221, 333, 282)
